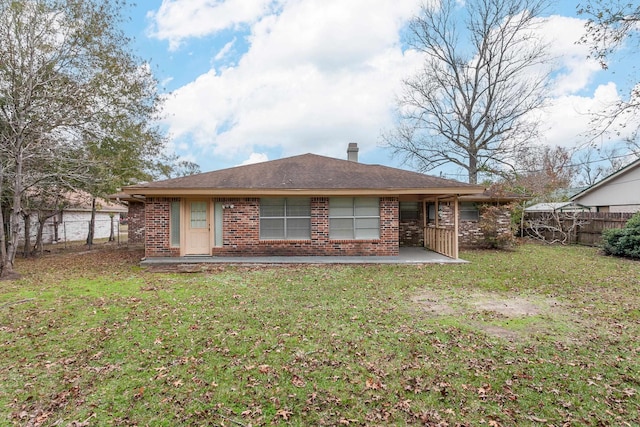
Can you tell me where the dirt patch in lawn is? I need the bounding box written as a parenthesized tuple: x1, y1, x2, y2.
(471, 295, 563, 316)
(412, 291, 571, 341)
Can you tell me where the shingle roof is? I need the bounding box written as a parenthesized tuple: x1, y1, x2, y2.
(125, 153, 484, 195)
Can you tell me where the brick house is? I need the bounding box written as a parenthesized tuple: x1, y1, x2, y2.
(121, 145, 485, 259)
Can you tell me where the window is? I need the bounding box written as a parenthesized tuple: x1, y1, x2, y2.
(329, 197, 380, 239)
(260, 198, 311, 240)
(170, 201, 180, 247)
(460, 202, 480, 221)
(214, 202, 223, 247)
(400, 201, 420, 221)
(190, 201, 207, 228)
(426, 202, 436, 224)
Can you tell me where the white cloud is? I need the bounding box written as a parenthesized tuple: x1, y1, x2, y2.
(533, 82, 640, 151)
(239, 152, 269, 165)
(160, 0, 422, 165)
(160, 76, 174, 88)
(214, 38, 236, 62)
(153, 0, 634, 172)
(148, 0, 279, 50)
(509, 14, 639, 153)
(538, 15, 602, 96)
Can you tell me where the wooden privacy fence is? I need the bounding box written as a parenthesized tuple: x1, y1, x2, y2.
(523, 212, 634, 246)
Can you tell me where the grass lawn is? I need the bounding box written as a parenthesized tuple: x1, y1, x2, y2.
(1, 244, 638, 426)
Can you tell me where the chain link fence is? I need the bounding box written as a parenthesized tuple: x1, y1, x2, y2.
(17, 218, 129, 253)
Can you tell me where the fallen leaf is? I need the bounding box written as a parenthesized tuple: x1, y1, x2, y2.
(365, 377, 386, 390)
(133, 387, 145, 399)
(291, 374, 306, 387)
(259, 364, 270, 374)
(276, 409, 292, 420)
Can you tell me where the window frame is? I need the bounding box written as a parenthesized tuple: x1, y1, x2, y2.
(399, 201, 420, 221)
(259, 198, 311, 240)
(460, 202, 480, 221)
(426, 202, 436, 224)
(329, 197, 380, 240)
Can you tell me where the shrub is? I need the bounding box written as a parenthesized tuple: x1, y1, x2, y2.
(602, 212, 640, 258)
(478, 204, 517, 249)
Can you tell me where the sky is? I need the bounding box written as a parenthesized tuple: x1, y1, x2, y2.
(122, 0, 639, 179)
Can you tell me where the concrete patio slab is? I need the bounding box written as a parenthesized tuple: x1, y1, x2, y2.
(140, 247, 467, 266)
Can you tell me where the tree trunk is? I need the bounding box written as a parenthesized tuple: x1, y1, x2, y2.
(108, 213, 115, 242)
(22, 213, 31, 258)
(53, 216, 59, 242)
(0, 205, 7, 276)
(86, 197, 96, 248)
(33, 212, 49, 256)
(468, 153, 478, 185)
(3, 151, 24, 278)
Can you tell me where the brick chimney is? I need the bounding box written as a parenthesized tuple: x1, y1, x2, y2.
(347, 142, 359, 162)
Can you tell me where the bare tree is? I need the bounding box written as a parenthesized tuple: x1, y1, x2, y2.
(578, 1, 640, 146)
(0, 0, 165, 277)
(578, 0, 640, 69)
(525, 209, 590, 245)
(385, 0, 552, 184)
(573, 145, 631, 187)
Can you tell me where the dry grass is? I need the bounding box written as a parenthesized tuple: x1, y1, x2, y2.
(1, 243, 638, 426)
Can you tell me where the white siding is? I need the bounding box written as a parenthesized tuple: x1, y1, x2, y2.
(17, 211, 121, 245)
(573, 164, 640, 212)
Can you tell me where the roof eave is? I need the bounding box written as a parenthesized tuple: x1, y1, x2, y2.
(122, 186, 486, 197)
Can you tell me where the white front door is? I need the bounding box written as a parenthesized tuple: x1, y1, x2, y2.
(185, 200, 210, 255)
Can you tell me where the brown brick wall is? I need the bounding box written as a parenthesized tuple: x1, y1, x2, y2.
(141, 196, 399, 257)
(210, 197, 398, 256)
(458, 204, 513, 248)
(127, 201, 145, 245)
(458, 219, 484, 247)
(145, 197, 180, 257)
(404, 202, 513, 249)
(141, 197, 514, 255)
(399, 205, 424, 247)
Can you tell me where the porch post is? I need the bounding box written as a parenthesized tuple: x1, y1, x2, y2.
(422, 200, 427, 249)
(453, 195, 459, 259)
(435, 198, 440, 253)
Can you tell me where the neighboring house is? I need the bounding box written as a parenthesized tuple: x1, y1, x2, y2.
(122, 144, 485, 259)
(571, 157, 640, 213)
(18, 192, 127, 246)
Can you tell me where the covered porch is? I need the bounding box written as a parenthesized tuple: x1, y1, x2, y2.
(399, 196, 461, 259)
